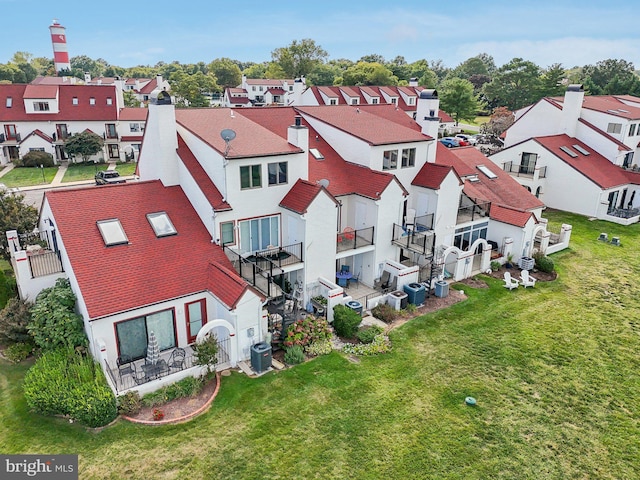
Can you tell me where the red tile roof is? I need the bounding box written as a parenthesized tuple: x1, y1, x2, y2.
(23, 129, 54, 143)
(23, 85, 58, 98)
(578, 95, 640, 120)
(490, 204, 535, 228)
(434, 143, 476, 176)
(176, 108, 302, 159)
(118, 107, 148, 121)
(138, 77, 159, 95)
(412, 162, 458, 189)
(280, 179, 335, 214)
(448, 146, 545, 211)
(534, 134, 630, 188)
(45, 180, 249, 319)
(0, 84, 118, 122)
(177, 135, 231, 211)
(295, 105, 428, 146)
(267, 88, 286, 95)
(236, 106, 402, 200)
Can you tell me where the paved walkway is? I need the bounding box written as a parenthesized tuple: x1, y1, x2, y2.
(0, 161, 131, 192)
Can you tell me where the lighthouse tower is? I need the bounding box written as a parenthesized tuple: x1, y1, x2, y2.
(49, 19, 71, 74)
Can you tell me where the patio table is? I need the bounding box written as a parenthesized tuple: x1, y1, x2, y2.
(142, 359, 167, 381)
(336, 271, 353, 287)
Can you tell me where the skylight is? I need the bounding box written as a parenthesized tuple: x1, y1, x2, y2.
(310, 148, 324, 160)
(477, 165, 497, 179)
(560, 146, 578, 158)
(97, 219, 128, 246)
(147, 212, 177, 237)
(572, 144, 590, 156)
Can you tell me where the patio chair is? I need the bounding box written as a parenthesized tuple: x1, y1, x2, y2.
(350, 272, 360, 289)
(519, 270, 537, 288)
(374, 270, 391, 290)
(167, 347, 186, 372)
(341, 265, 350, 273)
(503, 271, 519, 290)
(117, 354, 134, 380)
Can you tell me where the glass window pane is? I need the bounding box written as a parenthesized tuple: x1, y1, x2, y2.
(240, 220, 250, 252)
(261, 217, 271, 248)
(268, 163, 277, 185)
(279, 162, 287, 183)
(251, 219, 260, 251)
(146, 310, 175, 351)
(240, 166, 250, 189)
(221, 222, 234, 245)
(188, 302, 203, 336)
(270, 217, 279, 246)
(116, 318, 147, 359)
(251, 165, 261, 187)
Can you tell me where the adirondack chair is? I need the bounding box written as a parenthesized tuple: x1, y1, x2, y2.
(519, 270, 537, 288)
(503, 271, 519, 290)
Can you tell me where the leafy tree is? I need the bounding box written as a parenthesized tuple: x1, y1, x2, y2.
(208, 58, 242, 87)
(264, 62, 286, 79)
(125, 65, 157, 78)
(306, 63, 340, 86)
(580, 59, 637, 95)
(481, 106, 515, 136)
(271, 39, 328, 78)
(28, 278, 87, 351)
(342, 62, 398, 86)
(539, 63, 566, 97)
(0, 297, 32, 344)
(482, 57, 542, 110)
(64, 131, 104, 163)
(243, 62, 267, 79)
(359, 54, 386, 64)
(193, 333, 219, 374)
(0, 187, 39, 260)
(170, 70, 218, 107)
(32, 57, 55, 76)
(123, 90, 139, 107)
(70, 55, 105, 78)
(18, 150, 55, 168)
(0, 63, 23, 83)
(388, 55, 411, 82)
(429, 59, 450, 82)
(439, 78, 481, 125)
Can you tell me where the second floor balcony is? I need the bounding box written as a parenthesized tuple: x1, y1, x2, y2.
(457, 199, 491, 225)
(336, 226, 374, 252)
(503, 161, 547, 179)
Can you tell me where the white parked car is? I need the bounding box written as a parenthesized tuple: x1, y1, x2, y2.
(455, 134, 478, 146)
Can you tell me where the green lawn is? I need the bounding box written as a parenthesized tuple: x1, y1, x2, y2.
(62, 163, 103, 182)
(0, 166, 58, 187)
(115, 162, 137, 176)
(1, 210, 639, 479)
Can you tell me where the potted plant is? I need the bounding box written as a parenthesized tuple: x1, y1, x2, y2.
(505, 253, 514, 269)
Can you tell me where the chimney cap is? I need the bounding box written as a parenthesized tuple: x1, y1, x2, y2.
(419, 89, 438, 99)
(567, 84, 583, 92)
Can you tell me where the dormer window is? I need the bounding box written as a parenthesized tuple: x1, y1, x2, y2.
(408, 97, 415, 105)
(350, 98, 358, 105)
(147, 212, 177, 237)
(97, 219, 128, 246)
(33, 102, 50, 112)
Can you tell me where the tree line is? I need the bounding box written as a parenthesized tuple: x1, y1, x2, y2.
(2, 40, 640, 122)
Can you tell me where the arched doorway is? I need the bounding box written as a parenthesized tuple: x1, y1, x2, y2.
(196, 319, 236, 368)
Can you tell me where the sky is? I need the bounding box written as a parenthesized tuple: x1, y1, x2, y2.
(2, 0, 639, 71)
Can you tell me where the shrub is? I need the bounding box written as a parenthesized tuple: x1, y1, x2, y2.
(533, 252, 555, 273)
(343, 334, 391, 356)
(193, 333, 219, 374)
(117, 391, 141, 416)
(284, 344, 305, 365)
(18, 150, 55, 168)
(28, 278, 87, 351)
(490, 260, 501, 272)
(23, 347, 117, 427)
(371, 302, 397, 323)
(0, 297, 32, 344)
(4, 341, 35, 363)
(405, 303, 417, 314)
(332, 304, 362, 338)
(305, 339, 333, 357)
(140, 376, 204, 408)
(356, 325, 384, 344)
(283, 316, 331, 349)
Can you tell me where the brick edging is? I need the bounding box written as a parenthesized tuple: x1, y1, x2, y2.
(121, 372, 220, 426)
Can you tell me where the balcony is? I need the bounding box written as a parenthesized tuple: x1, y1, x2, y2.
(503, 161, 547, 179)
(457, 199, 491, 225)
(336, 226, 374, 252)
(391, 224, 435, 257)
(224, 242, 303, 298)
(27, 249, 64, 278)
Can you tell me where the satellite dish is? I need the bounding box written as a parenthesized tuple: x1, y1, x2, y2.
(220, 129, 236, 142)
(318, 179, 330, 188)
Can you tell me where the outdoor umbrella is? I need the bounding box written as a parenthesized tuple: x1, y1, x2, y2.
(146, 331, 160, 365)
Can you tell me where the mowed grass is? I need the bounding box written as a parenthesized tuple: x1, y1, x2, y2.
(0, 166, 58, 187)
(62, 162, 137, 182)
(1, 210, 639, 479)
